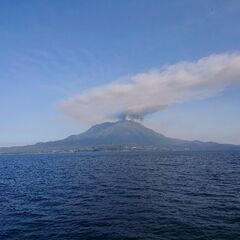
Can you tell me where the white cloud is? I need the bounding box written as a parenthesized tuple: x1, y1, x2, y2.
(59, 52, 240, 124)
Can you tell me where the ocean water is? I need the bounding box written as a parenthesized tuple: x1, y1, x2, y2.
(0, 151, 240, 240)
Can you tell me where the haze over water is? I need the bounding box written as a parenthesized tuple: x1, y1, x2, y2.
(1, 151, 239, 240)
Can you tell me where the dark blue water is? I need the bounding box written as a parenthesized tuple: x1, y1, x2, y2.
(0, 151, 240, 240)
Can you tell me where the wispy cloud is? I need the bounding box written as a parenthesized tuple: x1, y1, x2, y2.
(60, 52, 240, 124)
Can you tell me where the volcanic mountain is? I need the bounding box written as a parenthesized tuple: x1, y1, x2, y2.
(38, 120, 177, 147)
(1, 120, 240, 153)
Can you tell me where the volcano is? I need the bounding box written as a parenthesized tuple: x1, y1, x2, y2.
(1, 120, 240, 153)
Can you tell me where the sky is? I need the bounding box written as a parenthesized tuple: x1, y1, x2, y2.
(0, 0, 240, 146)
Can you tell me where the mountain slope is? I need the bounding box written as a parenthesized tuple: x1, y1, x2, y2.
(1, 120, 240, 153)
(36, 120, 176, 147)
(34, 120, 240, 150)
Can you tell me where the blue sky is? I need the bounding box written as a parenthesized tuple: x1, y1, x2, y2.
(0, 0, 240, 146)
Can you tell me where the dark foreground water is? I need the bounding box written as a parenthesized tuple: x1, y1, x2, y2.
(0, 151, 240, 240)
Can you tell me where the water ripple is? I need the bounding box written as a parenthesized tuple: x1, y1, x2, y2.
(0, 151, 240, 240)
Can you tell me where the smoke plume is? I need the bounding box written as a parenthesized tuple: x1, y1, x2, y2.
(60, 52, 240, 124)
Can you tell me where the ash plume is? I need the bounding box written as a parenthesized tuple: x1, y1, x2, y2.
(60, 52, 240, 124)
(116, 105, 166, 121)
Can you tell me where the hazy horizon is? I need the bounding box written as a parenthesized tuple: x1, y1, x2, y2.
(1, 119, 240, 148)
(1, 0, 240, 146)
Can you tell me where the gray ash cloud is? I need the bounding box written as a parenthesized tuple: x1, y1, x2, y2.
(60, 52, 240, 124)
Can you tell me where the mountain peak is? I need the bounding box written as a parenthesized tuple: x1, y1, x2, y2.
(84, 120, 143, 135)
(1, 120, 240, 153)
(60, 119, 170, 146)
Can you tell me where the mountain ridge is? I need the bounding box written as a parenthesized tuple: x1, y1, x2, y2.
(0, 120, 240, 153)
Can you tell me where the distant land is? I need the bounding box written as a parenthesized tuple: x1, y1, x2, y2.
(0, 120, 240, 154)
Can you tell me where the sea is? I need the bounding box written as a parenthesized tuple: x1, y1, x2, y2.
(0, 151, 239, 240)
